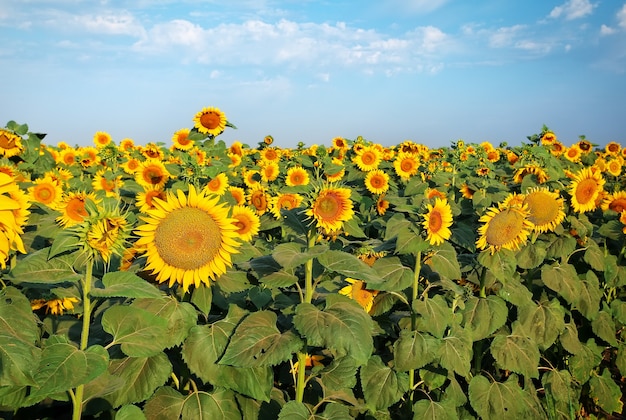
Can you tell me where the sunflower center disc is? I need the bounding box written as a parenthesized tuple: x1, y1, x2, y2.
(525, 192, 558, 226)
(317, 195, 340, 220)
(429, 210, 443, 232)
(485, 209, 524, 247)
(576, 178, 598, 205)
(155, 207, 221, 270)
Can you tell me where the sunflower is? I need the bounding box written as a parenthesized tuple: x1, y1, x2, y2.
(259, 147, 281, 163)
(193, 107, 227, 137)
(228, 153, 242, 168)
(260, 161, 280, 183)
(393, 152, 420, 181)
(59, 149, 78, 166)
(121, 157, 141, 174)
(170, 128, 193, 151)
(286, 166, 310, 187)
(28, 175, 63, 210)
(577, 139, 593, 153)
(229, 141, 244, 156)
(476, 204, 534, 254)
(460, 183, 475, 199)
(135, 159, 171, 190)
(56, 191, 99, 227)
(79, 147, 100, 168)
(0, 173, 29, 267)
(523, 187, 565, 233)
(564, 145, 582, 163)
(512, 165, 549, 184)
(605, 141, 621, 156)
(270, 193, 303, 219)
(364, 170, 389, 195)
(569, 167, 605, 213)
(306, 186, 354, 233)
(601, 191, 626, 213)
(134, 185, 241, 291)
(422, 198, 453, 246)
(621, 211, 626, 234)
(227, 186, 246, 205)
(352, 145, 382, 172)
(92, 170, 123, 198)
(0, 129, 24, 158)
(231, 205, 261, 242)
(376, 195, 389, 216)
(189, 148, 208, 165)
(93, 131, 112, 148)
(606, 159, 622, 177)
(31, 297, 79, 315)
(119, 138, 135, 152)
(325, 158, 345, 182)
(204, 173, 229, 197)
(140, 143, 164, 160)
(339, 278, 379, 313)
(263, 135, 274, 146)
(486, 149, 500, 163)
(332, 137, 349, 151)
(248, 186, 270, 216)
(136, 187, 167, 213)
(243, 169, 261, 189)
(541, 132, 557, 145)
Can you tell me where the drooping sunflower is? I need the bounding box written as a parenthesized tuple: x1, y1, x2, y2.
(205, 173, 229, 196)
(231, 205, 261, 242)
(523, 187, 566, 233)
(193, 107, 227, 137)
(352, 145, 382, 172)
(28, 175, 63, 210)
(31, 297, 79, 315)
(270, 193, 303, 219)
(376, 195, 389, 216)
(93, 131, 112, 148)
(306, 186, 354, 233)
(476, 204, 534, 254)
(364, 169, 390, 195)
(568, 167, 605, 213)
(285, 166, 310, 187)
(422, 198, 453, 246)
(171, 128, 194, 151)
(134, 185, 241, 291)
(601, 191, 626, 213)
(512, 165, 549, 184)
(135, 159, 171, 190)
(136, 187, 167, 213)
(0, 129, 24, 158)
(339, 278, 379, 313)
(56, 191, 99, 227)
(393, 152, 420, 181)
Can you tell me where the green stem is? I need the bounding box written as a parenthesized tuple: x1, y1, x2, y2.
(479, 266, 487, 298)
(295, 231, 317, 403)
(72, 260, 94, 420)
(408, 251, 422, 397)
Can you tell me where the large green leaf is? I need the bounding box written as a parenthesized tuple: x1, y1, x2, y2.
(541, 263, 581, 305)
(181, 388, 242, 420)
(460, 296, 508, 342)
(360, 356, 409, 411)
(575, 270, 601, 320)
(568, 339, 603, 383)
(395, 228, 430, 255)
(497, 275, 533, 307)
(27, 337, 108, 402)
(90, 271, 163, 299)
(413, 295, 453, 339)
(393, 329, 441, 371)
(105, 352, 172, 408)
(7, 248, 81, 284)
(438, 325, 472, 377)
(190, 284, 212, 315)
(541, 369, 579, 420)
(143, 387, 185, 420)
(277, 401, 310, 420)
(260, 270, 299, 288)
(588, 370, 624, 415)
(318, 356, 358, 391)
(132, 297, 197, 349)
(293, 295, 374, 366)
(517, 298, 565, 350)
(477, 249, 516, 282)
(591, 308, 618, 346)
(115, 404, 146, 420)
(272, 243, 328, 269)
(316, 250, 380, 283)
(412, 400, 458, 420)
(367, 256, 413, 291)
(490, 321, 540, 378)
(0, 287, 41, 386)
(583, 240, 605, 271)
(468, 374, 532, 419)
(423, 243, 461, 280)
(559, 322, 583, 354)
(101, 305, 170, 357)
(220, 310, 303, 367)
(516, 240, 547, 269)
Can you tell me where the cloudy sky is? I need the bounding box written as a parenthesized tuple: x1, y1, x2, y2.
(1, 0, 625, 149)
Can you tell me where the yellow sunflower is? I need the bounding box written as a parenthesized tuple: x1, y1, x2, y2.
(72, 203, 131, 264)
(227, 186, 246, 205)
(512, 165, 549, 184)
(93, 131, 112, 148)
(352, 145, 382, 172)
(393, 152, 420, 181)
(79, 147, 100, 168)
(270, 193, 303, 219)
(31, 297, 79, 315)
(621, 211, 626, 234)
(121, 157, 142, 174)
(286, 166, 310, 187)
(193, 107, 227, 137)
(422, 198, 453, 246)
(141, 143, 164, 160)
(569, 167, 605, 213)
(136, 187, 167, 213)
(260, 161, 280, 182)
(231, 205, 261, 242)
(460, 183, 475, 199)
(605, 141, 621, 156)
(229, 141, 244, 157)
(541, 132, 557, 145)
(134, 185, 241, 291)
(243, 169, 261, 189)
(119, 138, 135, 152)
(376, 195, 389, 216)
(205, 173, 229, 196)
(228, 152, 242, 168)
(306, 186, 354, 233)
(0, 173, 29, 267)
(606, 159, 622, 177)
(523, 187, 566, 233)
(59, 148, 78, 166)
(92, 169, 123, 198)
(339, 278, 379, 313)
(259, 147, 281, 163)
(564, 145, 582, 163)
(135, 159, 171, 190)
(28, 175, 63, 210)
(248, 185, 270, 216)
(171, 128, 194, 151)
(476, 204, 534, 254)
(56, 191, 99, 227)
(601, 191, 626, 213)
(0, 129, 24, 158)
(364, 169, 390, 195)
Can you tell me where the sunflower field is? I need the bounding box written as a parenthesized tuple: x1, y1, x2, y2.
(0, 108, 625, 420)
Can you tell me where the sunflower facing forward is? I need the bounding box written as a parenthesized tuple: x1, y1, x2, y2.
(476, 203, 534, 254)
(422, 198, 453, 246)
(135, 185, 241, 291)
(306, 185, 354, 234)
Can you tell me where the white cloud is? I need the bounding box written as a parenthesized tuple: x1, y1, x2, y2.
(618, 4, 626, 29)
(600, 24, 616, 36)
(549, 0, 596, 20)
(488, 25, 526, 48)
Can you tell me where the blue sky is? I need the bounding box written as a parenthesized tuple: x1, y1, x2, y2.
(1, 0, 625, 149)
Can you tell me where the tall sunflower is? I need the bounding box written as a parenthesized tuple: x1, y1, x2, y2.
(364, 169, 389, 195)
(569, 167, 605, 213)
(422, 198, 453, 246)
(476, 204, 534, 254)
(286, 166, 310, 187)
(135, 185, 241, 291)
(231, 205, 261, 242)
(135, 159, 171, 190)
(306, 186, 354, 234)
(93, 131, 112, 148)
(522, 187, 565, 233)
(171, 128, 194, 151)
(193, 107, 227, 137)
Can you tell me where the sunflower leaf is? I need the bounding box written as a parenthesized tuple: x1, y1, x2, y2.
(366, 256, 413, 291)
(490, 321, 540, 378)
(438, 325, 473, 377)
(181, 389, 242, 420)
(517, 298, 565, 350)
(101, 305, 170, 357)
(424, 242, 461, 281)
(360, 356, 409, 412)
(541, 263, 582, 306)
(477, 249, 516, 283)
(91, 271, 163, 299)
(393, 329, 440, 371)
(316, 250, 380, 283)
(469, 374, 533, 419)
(7, 248, 81, 285)
(132, 297, 198, 349)
(461, 295, 508, 342)
(412, 400, 458, 420)
(144, 387, 185, 420)
(588, 370, 624, 415)
(272, 243, 328, 270)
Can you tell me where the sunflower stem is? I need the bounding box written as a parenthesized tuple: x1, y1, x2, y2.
(72, 259, 94, 420)
(408, 251, 422, 400)
(295, 231, 317, 403)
